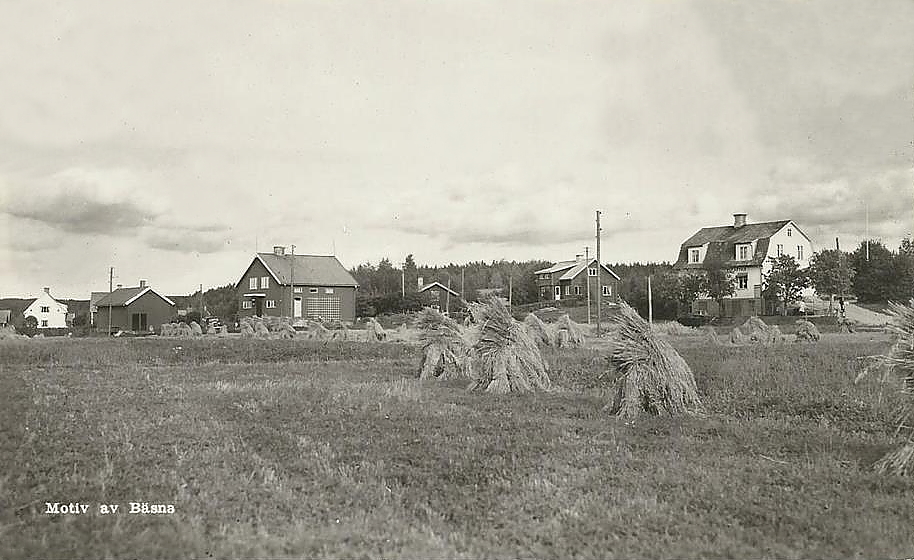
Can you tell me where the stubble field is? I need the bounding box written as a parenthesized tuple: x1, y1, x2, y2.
(1, 334, 912, 559)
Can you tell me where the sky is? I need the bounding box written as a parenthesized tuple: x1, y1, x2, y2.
(1, 0, 912, 299)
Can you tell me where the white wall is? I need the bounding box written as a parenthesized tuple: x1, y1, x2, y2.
(24, 291, 69, 328)
(763, 222, 815, 275)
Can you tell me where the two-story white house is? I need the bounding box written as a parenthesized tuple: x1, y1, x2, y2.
(23, 287, 69, 329)
(673, 213, 815, 317)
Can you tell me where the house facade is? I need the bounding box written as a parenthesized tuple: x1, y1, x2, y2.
(236, 246, 359, 323)
(534, 257, 621, 304)
(673, 213, 815, 316)
(417, 280, 462, 312)
(23, 288, 69, 329)
(94, 282, 176, 334)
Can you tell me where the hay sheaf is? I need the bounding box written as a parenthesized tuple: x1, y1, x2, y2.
(366, 317, 387, 342)
(872, 300, 914, 476)
(554, 314, 585, 349)
(522, 313, 554, 347)
(416, 307, 473, 380)
(701, 325, 722, 345)
(466, 298, 550, 394)
(607, 301, 703, 420)
(794, 319, 821, 342)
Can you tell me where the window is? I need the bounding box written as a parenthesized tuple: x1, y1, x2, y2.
(260, 276, 269, 289)
(564, 285, 571, 295)
(736, 244, 751, 260)
(40, 306, 49, 313)
(541, 287, 548, 297)
(294, 287, 303, 293)
(41, 320, 48, 327)
(242, 301, 252, 309)
(309, 287, 319, 294)
(797, 245, 804, 260)
(249, 278, 257, 290)
(324, 288, 334, 294)
(588, 267, 597, 276)
(736, 275, 748, 290)
(574, 286, 582, 296)
(602, 285, 611, 296)
(265, 300, 276, 309)
(787, 228, 792, 237)
(776, 244, 783, 257)
(688, 248, 701, 264)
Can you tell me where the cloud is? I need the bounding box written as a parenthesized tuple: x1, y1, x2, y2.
(1, 167, 161, 235)
(143, 228, 229, 254)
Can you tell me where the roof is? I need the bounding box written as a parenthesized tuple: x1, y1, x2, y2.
(95, 287, 176, 307)
(243, 253, 359, 287)
(673, 220, 794, 269)
(418, 281, 460, 297)
(89, 291, 109, 308)
(535, 258, 621, 281)
(534, 260, 577, 274)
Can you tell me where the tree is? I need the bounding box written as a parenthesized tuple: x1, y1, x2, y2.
(893, 237, 914, 301)
(762, 255, 810, 315)
(704, 259, 735, 317)
(673, 270, 708, 314)
(808, 249, 854, 312)
(851, 240, 897, 303)
(403, 254, 418, 293)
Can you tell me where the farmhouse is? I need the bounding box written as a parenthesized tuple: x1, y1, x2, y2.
(23, 287, 69, 329)
(417, 280, 463, 313)
(94, 281, 176, 334)
(534, 257, 621, 304)
(236, 246, 359, 323)
(673, 213, 815, 316)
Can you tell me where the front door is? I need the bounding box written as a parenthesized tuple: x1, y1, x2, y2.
(293, 297, 302, 317)
(254, 298, 263, 317)
(131, 313, 147, 331)
(554, 286, 561, 301)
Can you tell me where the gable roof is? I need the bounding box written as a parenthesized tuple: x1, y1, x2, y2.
(535, 259, 621, 281)
(95, 287, 175, 307)
(674, 220, 795, 269)
(418, 281, 460, 297)
(240, 253, 359, 287)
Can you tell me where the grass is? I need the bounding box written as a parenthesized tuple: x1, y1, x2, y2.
(2, 336, 913, 558)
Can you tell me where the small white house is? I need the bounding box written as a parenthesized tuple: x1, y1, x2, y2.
(24, 287, 69, 329)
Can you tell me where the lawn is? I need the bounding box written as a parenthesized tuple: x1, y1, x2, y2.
(1, 336, 912, 559)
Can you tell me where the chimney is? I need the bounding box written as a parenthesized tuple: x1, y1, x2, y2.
(273, 245, 285, 256)
(733, 213, 747, 228)
(575, 254, 585, 262)
(417, 277, 424, 288)
(139, 280, 147, 288)
(43, 287, 50, 295)
(116, 284, 123, 290)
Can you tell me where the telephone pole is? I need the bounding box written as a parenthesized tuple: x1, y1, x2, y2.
(107, 266, 113, 336)
(290, 244, 295, 318)
(647, 275, 653, 326)
(585, 246, 592, 325)
(595, 210, 602, 336)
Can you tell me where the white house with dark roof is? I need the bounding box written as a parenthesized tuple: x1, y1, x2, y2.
(235, 246, 359, 322)
(534, 257, 621, 303)
(23, 287, 69, 329)
(673, 213, 815, 316)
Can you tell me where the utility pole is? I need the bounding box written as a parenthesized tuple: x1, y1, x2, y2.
(647, 274, 653, 326)
(865, 203, 870, 261)
(461, 267, 465, 298)
(508, 274, 513, 306)
(199, 284, 204, 318)
(401, 264, 405, 298)
(107, 266, 113, 336)
(446, 276, 451, 314)
(290, 244, 295, 318)
(585, 246, 591, 325)
(595, 210, 602, 336)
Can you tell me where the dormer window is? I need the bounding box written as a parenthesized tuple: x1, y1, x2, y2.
(736, 244, 751, 261)
(688, 248, 701, 264)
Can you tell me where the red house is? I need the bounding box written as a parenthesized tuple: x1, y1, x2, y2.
(236, 246, 359, 323)
(534, 257, 621, 304)
(94, 281, 176, 334)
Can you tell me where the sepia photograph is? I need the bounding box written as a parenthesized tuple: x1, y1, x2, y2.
(1, 1, 913, 558)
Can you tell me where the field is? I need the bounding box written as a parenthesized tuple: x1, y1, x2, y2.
(2, 334, 913, 559)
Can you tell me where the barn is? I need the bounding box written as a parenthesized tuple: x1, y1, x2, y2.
(94, 282, 176, 334)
